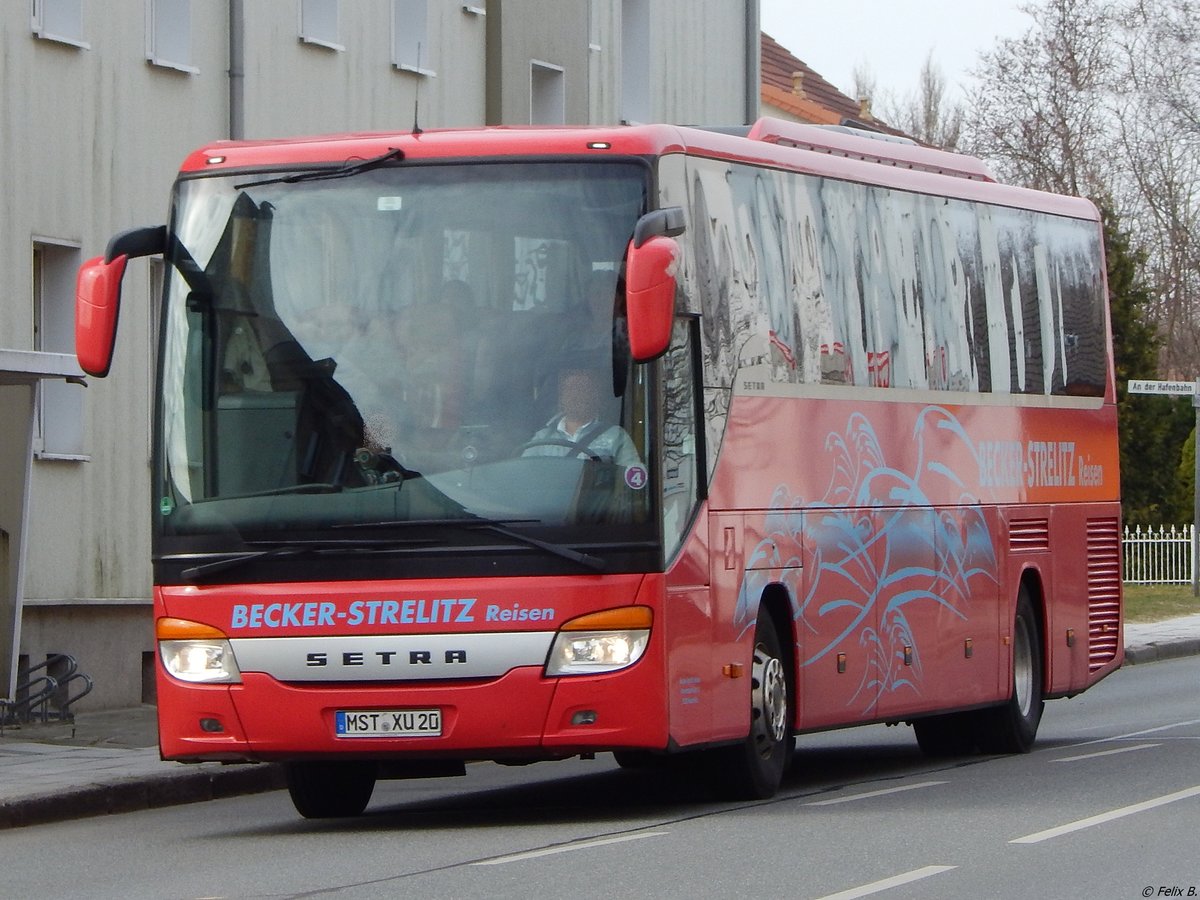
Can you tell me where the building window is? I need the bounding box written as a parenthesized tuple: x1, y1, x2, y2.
(32, 241, 87, 460)
(31, 0, 89, 49)
(300, 0, 343, 51)
(146, 0, 197, 74)
(530, 61, 565, 125)
(392, 0, 435, 75)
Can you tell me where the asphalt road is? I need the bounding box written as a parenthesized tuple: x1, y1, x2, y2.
(6, 656, 1198, 900)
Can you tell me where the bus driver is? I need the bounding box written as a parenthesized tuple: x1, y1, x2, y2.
(521, 368, 641, 469)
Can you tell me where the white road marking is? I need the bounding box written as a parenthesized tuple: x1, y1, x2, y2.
(472, 830, 668, 865)
(804, 781, 948, 807)
(813, 865, 958, 900)
(1052, 742, 1161, 763)
(1065, 717, 1200, 749)
(1011, 785, 1200, 844)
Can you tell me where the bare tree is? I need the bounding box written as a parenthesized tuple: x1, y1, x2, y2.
(961, 0, 1200, 376)
(849, 64, 884, 121)
(962, 0, 1118, 196)
(884, 52, 965, 150)
(1114, 0, 1200, 375)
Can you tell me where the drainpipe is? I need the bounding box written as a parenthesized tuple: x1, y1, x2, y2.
(229, 0, 245, 139)
(744, 0, 760, 125)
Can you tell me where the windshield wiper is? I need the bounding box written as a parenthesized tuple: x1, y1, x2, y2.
(464, 519, 606, 572)
(234, 147, 405, 190)
(177, 545, 308, 580)
(334, 517, 607, 572)
(232, 483, 345, 498)
(169, 536, 434, 581)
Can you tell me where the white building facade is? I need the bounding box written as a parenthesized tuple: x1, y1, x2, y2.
(1, 0, 759, 709)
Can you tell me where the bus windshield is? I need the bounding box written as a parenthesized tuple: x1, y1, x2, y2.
(154, 161, 656, 567)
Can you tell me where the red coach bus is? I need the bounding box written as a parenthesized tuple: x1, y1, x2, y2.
(76, 118, 1122, 817)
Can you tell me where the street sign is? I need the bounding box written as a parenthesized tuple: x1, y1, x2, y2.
(1127, 379, 1198, 395)
(1126, 376, 1200, 595)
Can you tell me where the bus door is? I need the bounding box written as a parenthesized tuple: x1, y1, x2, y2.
(707, 512, 755, 742)
(662, 319, 724, 748)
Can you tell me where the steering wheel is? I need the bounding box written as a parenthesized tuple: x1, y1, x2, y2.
(519, 437, 604, 463)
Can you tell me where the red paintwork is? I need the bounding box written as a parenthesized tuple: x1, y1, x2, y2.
(178, 124, 1100, 226)
(75, 254, 127, 378)
(686, 391, 1122, 733)
(156, 575, 672, 761)
(625, 235, 680, 361)
(152, 122, 1121, 764)
(158, 666, 669, 762)
(167, 574, 645, 639)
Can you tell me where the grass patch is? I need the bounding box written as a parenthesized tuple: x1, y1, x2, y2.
(1123, 583, 1200, 623)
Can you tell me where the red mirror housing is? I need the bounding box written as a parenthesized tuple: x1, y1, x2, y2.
(76, 254, 128, 378)
(625, 235, 679, 362)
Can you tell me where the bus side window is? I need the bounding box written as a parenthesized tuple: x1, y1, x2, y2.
(663, 318, 703, 559)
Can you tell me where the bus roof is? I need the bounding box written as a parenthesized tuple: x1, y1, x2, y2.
(180, 119, 1099, 222)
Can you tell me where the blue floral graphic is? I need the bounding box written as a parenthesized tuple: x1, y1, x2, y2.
(738, 406, 998, 712)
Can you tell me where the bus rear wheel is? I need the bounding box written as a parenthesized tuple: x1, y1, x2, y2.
(976, 588, 1044, 754)
(912, 712, 977, 757)
(711, 614, 792, 799)
(285, 761, 378, 818)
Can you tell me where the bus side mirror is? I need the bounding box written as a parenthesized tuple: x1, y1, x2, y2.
(625, 234, 679, 362)
(76, 254, 128, 378)
(76, 225, 167, 378)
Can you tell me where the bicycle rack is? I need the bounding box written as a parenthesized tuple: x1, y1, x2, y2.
(59, 670, 95, 719)
(0, 654, 93, 727)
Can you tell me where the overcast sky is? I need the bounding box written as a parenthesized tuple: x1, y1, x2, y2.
(759, 1, 1035, 103)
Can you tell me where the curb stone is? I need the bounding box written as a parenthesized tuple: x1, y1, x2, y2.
(1123, 638, 1200, 667)
(0, 762, 285, 829)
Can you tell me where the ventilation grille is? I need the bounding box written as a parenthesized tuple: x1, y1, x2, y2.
(1087, 518, 1122, 671)
(1009, 518, 1050, 552)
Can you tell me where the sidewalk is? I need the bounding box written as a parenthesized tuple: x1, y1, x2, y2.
(0, 706, 284, 829)
(2, 614, 1198, 829)
(1122, 612, 1200, 664)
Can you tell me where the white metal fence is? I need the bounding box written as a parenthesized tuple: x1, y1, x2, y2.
(1122, 524, 1195, 584)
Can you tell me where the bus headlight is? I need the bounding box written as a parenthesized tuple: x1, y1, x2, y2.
(545, 606, 652, 676)
(157, 617, 243, 684)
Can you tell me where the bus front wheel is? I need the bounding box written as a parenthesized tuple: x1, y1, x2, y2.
(711, 613, 793, 799)
(285, 761, 377, 818)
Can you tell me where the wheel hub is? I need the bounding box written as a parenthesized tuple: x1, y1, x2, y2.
(750, 645, 788, 756)
(1013, 616, 1033, 717)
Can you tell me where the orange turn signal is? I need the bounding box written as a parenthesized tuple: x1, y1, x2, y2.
(559, 606, 653, 632)
(156, 617, 228, 640)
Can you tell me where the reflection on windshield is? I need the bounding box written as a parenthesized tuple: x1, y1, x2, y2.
(158, 162, 653, 537)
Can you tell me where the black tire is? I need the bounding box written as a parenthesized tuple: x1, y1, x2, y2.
(613, 750, 664, 770)
(285, 761, 378, 819)
(710, 614, 793, 800)
(976, 587, 1044, 754)
(913, 711, 977, 757)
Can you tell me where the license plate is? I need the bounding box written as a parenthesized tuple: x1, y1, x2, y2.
(335, 709, 442, 738)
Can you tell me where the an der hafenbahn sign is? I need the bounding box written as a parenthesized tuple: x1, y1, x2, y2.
(1128, 379, 1198, 395)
